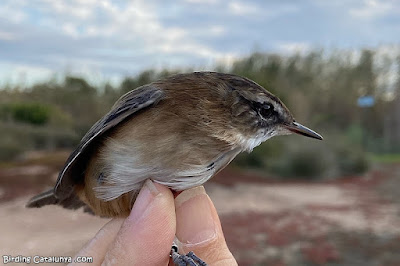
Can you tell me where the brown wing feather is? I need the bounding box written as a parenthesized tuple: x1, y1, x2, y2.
(54, 85, 165, 199)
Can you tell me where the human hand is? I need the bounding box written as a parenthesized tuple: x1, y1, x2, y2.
(70, 180, 237, 265)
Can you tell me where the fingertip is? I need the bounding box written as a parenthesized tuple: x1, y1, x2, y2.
(175, 186, 237, 266)
(103, 180, 176, 265)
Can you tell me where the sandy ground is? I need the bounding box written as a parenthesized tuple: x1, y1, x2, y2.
(0, 198, 108, 258)
(210, 182, 400, 235)
(1, 173, 400, 265)
(1, 160, 400, 265)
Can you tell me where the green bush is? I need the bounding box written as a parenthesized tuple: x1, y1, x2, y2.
(233, 133, 370, 180)
(333, 139, 370, 176)
(0, 122, 80, 161)
(0, 102, 51, 125)
(272, 146, 332, 178)
(265, 136, 336, 179)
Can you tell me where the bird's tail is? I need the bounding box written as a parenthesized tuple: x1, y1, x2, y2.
(26, 189, 58, 208)
(26, 189, 92, 214)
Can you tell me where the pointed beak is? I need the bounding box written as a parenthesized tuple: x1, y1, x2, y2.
(284, 122, 323, 140)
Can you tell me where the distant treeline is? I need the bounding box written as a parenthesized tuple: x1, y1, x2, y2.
(1, 48, 399, 178)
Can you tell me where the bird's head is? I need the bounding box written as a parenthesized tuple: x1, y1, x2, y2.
(222, 74, 323, 152)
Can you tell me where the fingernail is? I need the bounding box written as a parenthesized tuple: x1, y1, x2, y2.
(128, 179, 160, 222)
(175, 186, 217, 246)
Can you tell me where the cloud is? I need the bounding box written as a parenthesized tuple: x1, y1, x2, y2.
(62, 23, 79, 38)
(183, 0, 218, 4)
(0, 0, 399, 85)
(274, 41, 312, 54)
(0, 31, 16, 41)
(42, 0, 226, 60)
(39, 0, 95, 20)
(228, 1, 260, 16)
(0, 0, 233, 67)
(209, 26, 225, 36)
(349, 0, 398, 19)
(0, 62, 54, 87)
(0, 3, 27, 23)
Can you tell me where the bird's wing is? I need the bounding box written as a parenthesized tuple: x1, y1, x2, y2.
(54, 85, 165, 199)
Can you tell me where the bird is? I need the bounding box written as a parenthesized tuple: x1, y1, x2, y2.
(26, 71, 322, 265)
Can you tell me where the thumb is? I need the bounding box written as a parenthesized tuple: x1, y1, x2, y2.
(175, 186, 237, 266)
(102, 180, 176, 265)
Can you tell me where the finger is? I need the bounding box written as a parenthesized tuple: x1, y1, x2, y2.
(69, 218, 124, 266)
(102, 180, 176, 266)
(175, 186, 238, 266)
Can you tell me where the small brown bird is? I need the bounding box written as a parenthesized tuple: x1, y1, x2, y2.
(27, 72, 322, 265)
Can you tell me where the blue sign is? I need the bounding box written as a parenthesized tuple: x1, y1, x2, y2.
(357, 96, 375, 107)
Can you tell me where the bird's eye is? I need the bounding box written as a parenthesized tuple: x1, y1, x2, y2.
(258, 103, 274, 119)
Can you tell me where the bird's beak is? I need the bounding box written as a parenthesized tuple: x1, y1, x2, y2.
(284, 122, 323, 140)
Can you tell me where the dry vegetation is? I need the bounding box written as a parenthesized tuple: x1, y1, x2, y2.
(1, 48, 400, 265)
(1, 48, 400, 179)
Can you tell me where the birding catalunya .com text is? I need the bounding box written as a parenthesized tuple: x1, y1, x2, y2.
(2, 255, 93, 264)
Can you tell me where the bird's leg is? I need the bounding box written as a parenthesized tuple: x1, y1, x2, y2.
(170, 243, 207, 266)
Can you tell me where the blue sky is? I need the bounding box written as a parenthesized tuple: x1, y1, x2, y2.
(0, 0, 399, 86)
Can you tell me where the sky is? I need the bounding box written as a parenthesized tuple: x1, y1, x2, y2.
(0, 0, 399, 86)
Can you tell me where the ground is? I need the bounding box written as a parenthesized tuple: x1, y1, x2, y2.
(0, 151, 399, 266)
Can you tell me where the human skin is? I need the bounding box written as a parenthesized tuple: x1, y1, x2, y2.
(69, 180, 237, 266)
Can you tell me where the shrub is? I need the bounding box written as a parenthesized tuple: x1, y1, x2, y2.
(233, 133, 370, 180)
(265, 136, 337, 179)
(0, 136, 26, 161)
(333, 139, 370, 176)
(0, 122, 80, 161)
(0, 102, 51, 125)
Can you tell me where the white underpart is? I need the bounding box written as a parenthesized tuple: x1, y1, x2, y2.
(94, 127, 279, 201)
(94, 128, 283, 201)
(157, 148, 240, 190)
(94, 139, 241, 201)
(235, 129, 277, 152)
(93, 153, 170, 201)
(156, 167, 215, 190)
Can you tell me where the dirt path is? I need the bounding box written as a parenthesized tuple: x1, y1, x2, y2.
(0, 198, 108, 258)
(1, 165, 400, 265)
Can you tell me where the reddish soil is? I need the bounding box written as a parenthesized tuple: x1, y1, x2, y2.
(212, 164, 400, 265)
(0, 152, 399, 266)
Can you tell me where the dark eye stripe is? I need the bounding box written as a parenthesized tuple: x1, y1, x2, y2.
(237, 94, 276, 120)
